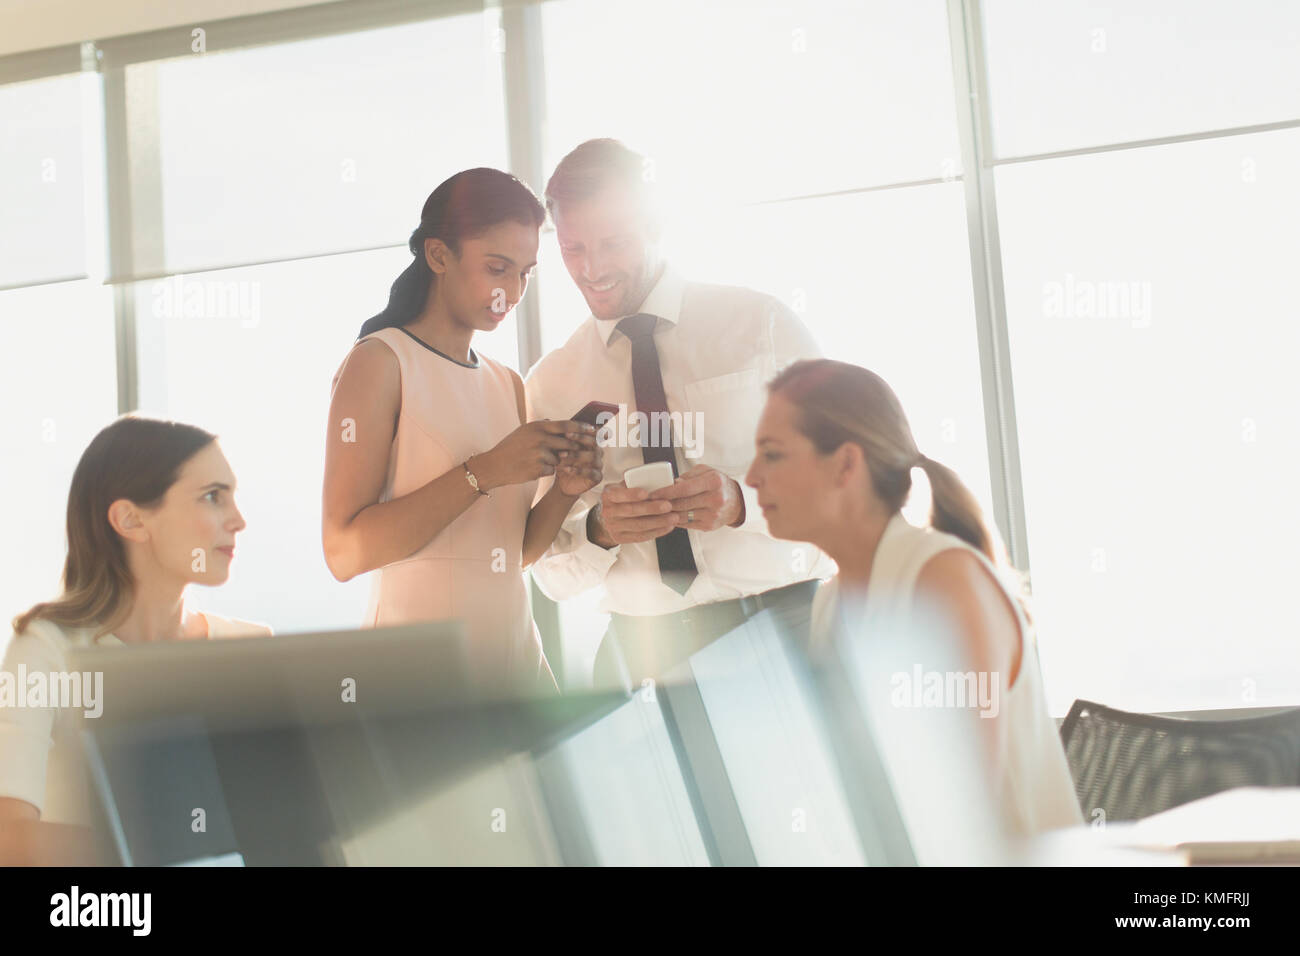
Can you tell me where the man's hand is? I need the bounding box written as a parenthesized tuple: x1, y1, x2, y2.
(589, 482, 678, 548)
(647, 464, 745, 532)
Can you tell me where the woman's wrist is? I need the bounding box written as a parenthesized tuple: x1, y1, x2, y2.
(465, 453, 499, 493)
(546, 479, 580, 505)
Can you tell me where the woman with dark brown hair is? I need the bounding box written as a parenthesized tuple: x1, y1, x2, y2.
(0, 415, 269, 858)
(323, 168, 604, 693)
(744, 359, 1081, 855)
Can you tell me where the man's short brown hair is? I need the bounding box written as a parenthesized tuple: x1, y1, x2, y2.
(544, 138, 660, 234)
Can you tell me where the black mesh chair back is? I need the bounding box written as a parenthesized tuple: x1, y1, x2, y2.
(1059, 699, 1300, 822)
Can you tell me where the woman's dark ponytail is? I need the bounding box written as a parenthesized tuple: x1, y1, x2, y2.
(358, 227, 433, 338)
(358, 168, 545, 339)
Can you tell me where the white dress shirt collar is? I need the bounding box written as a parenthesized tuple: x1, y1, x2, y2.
(594, 264, 687, 347)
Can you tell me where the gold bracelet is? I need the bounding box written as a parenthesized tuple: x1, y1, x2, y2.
(463, 460, 488, 496)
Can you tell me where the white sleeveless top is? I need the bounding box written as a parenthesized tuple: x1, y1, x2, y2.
(811, 514, 1082, 850)
(341, 327, 549, 691)
(0, 611, 271, 823)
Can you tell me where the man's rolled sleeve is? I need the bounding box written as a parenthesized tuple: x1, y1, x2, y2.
(530, 489, 622, 602)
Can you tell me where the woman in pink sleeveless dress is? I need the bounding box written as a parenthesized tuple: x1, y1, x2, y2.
(322, 169, 602, 694)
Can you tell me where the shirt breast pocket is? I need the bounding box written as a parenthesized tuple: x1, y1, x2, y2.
(681, 367, 763, 471)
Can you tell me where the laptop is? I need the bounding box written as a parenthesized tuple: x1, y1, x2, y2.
(73, 612, 961, 866)
(75, 621, 471, 865)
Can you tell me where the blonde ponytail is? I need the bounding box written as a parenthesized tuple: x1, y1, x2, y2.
(917, 452, 1030, 621)
(915, 454, 994, 563)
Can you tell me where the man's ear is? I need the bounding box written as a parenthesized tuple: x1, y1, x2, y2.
(424, 237, 452, 275)
(106, 499, 147, 543)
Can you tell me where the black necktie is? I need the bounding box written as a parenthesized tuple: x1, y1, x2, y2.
(616, 313, 698, 595)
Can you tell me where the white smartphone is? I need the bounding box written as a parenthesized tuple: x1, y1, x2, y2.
(623, 461, 675, 492)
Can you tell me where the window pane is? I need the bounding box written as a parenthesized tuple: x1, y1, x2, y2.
(0, 73, 90, 287)
(0, 280, 117, 637)
(984, 0, 1300, 158)
(130, 246, 515, 634)
(148, 13, 507, 273)
(676, 184, 992, 520)
(534, 233, 590, 356)
(998, 128, 1300, 713)
(541, 0, 961, 204)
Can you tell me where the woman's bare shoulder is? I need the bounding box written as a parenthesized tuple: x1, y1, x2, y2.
(915, 548, 1022, 680)
(333, 336, 400, 390)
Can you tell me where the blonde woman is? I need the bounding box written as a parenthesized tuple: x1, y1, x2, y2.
(744, 359, 1081, 851)
(0, 416, 269, 861)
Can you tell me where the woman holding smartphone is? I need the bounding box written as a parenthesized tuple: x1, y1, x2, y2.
(323, 168, 601, 693)
(0, 416, 269, 861)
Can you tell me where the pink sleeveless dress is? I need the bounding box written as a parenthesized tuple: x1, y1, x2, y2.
(335, 326, 551, 692)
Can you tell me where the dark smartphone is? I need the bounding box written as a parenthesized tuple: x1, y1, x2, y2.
(571, 401, 620, 427)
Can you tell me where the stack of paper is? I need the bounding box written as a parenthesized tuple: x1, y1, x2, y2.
(1120, 787, 1300, 863)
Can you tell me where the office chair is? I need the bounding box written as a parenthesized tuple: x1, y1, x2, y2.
(1059, 699, 1300, 822)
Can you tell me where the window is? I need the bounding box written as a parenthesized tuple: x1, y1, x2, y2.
(541, 0, 960, 205)
(669, 183, 992, 518)
(0, 72, 90, 287)
(983, 0, 1300, 157)
(997, 128, 1300, 713)
(131, 246, 420, 633)
(0, 65, 109, 645)
(0, 280, 117, 632)
(142, 14, 507, 274)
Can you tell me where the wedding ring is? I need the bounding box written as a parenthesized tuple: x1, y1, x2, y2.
(686, 509, 695, 524)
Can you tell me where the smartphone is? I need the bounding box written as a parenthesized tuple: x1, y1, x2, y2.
(571, 401, 620, 427)
(623, 461, 675, 492)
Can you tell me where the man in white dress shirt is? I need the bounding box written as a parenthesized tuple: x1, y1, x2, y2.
(525, 139, 834, 689)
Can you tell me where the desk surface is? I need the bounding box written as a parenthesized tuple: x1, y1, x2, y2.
(1019, 787, 1300, 866)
